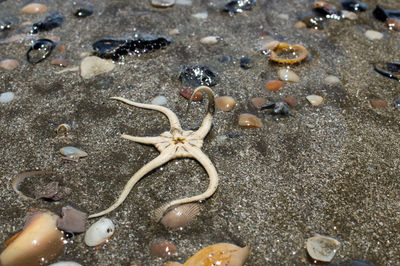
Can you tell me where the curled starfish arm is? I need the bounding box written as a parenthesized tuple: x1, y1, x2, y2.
(89, 145, 175, 219)
(121, 134, 165, 145)
(111, 97, 182, 130)
(154, 144, 218, 221)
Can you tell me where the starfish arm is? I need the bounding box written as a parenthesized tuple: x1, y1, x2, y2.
(121, 134, 165, 145)
(88, 146, 175, 219)
(154, 144, 218, 222)
(111, 97, 182, 131)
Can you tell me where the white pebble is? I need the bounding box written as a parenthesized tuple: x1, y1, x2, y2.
(306, 235, 341, 262)
(169, 28, 180, 35)
(341, 10, 357, 20)
(192, 12, 208, 19)
(80, 56, 115, 79)
(324, 75, 340, 85)
(306, 95, 324, 106)
(175, 0, 192, 5)
(200, 36, 220, 45)
(365, 30, 384, 40)
(84, 218, 115, 247)
(49, 262, 82, 266)
(151, 0, 175, 8)
(0, 92, 15, 103)
(151, 95, 167, 106)
(277, 13, 289, 20)
(59, 146, 88, 158)
(278, 69, 300, 82)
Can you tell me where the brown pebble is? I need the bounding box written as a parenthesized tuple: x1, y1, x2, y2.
(294, 21, 307, 29)
(21, 3, 48, 14)
(238, 114, 263, 128)
(34, 181, 59, 200)
(0, 59, 19, 70)
(58, 45, 67, 52)
(251, 97, 266, 109)
(387, 18, 400, 31)
(51, 58, 69, 67)
(265, 80, 283, 91)
(370, 99, 387, 108)
(284, 96, 298, 107)
(215, 96, 236, 111)
(150, 239, 177, 257)
(56, 206, 87, 233)
(180, 88, 203, 101)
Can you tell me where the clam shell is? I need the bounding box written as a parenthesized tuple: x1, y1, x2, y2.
(278, 68, 300, 82)
(306, 235, 340, 262)
(306, 95, 324, 106)
(238, 113, 263, 128)
(21, 3, 48, 14)
(215, 96, 236, 111)
(59, 146, 88, 158)
(84, 218, 115, 246)
(159, 203, 201, 229)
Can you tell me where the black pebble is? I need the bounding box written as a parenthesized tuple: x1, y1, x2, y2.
(261, 101, 291, 116)
(31, 12, 64, 34)
(395, 98, 400, 110)
(223, 0, 257, 13)
(240, 58, 253, 69)
(26, 39, 55, 64)
(73, 7, 93, 18)
(179, 65, 218, 87)
(0, 19, 12, 31)
(341, 1, 368, 12)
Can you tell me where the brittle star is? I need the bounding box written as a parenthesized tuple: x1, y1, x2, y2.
(89, 86, 218, 222)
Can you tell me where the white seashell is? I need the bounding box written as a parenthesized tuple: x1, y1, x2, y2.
(59, 146, 88, 158)
(192, 12, 208, 19)
(200, 36, 220, 45)
(365, 30, 383, 40)
(151, 95, 167, 106)
(84, 218, 115, 246)
(151, 0, 175, 8)
(175, 0, 192, 6)
(324, 75, 340, 85)
(341, 10, 357, 20)
(80, 56, 115, 79)
(278, 69, 300, 82)
(0, 92, 15, 103)
(306, 234, 341, 262)
(49, 262, 82, 266)
(306, 95, 324, 106)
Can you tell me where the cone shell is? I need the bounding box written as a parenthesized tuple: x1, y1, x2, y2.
(159, 203, 201, 229)
(183, 243, 250, 266)
(0, 210, 65, 266)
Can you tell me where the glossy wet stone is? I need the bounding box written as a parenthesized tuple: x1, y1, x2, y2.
(341, 1, 368, 12)
(26, 39, 55, 64)
(223, 0, 257, 13)
(31, 13, 64, 34)
(73, 7, 93, 18)
(265, 80, 283, 91)
(215, 96, 236, 111)
(238, 113, 263, 128)
(179, 65, 218, 87)
(21, 3, 48, 14)
(240, 58, 254, 69)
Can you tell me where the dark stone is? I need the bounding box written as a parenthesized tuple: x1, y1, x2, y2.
(240, 58, 254, 69)
(373, 64, 400, 81)
(0, 19, 12, 32)
(218, 55, 233, 63)
(179, 65, 218, 87)
(57, 206, 87, 233)
(395, 98, 400, 110)
(261, 101, 291, 116)
(31, 13, 64, 34)
(373, 5, 400, 22)
(26, 39, 55, 64)
(341, 1, 368, 12)
(223, 0, 257, 14)
(73, 6, 93, 18)
(301, 15, 326, 29)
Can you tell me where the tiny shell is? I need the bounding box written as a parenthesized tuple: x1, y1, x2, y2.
(151, 0, 175, 7)
(0, 59, 19, 70)
(215, 96, 236, 111)
(183, 243, 250, 266)
(265, 80, 283, 91)
(284, 96, 298, 107)
(51, 58, 69, 67)
(238, 114, 263, 128)
(0, 210, 65, 266)
(150, 239, 177, 257)
(180, 88, 203, 101)
(341, 10, 358, 20)
(21, 3, 48, 14)
(56, 124, 71, 134)
(278, 69, 300, 82)
(324, 75, 340, 84)
(151, 95, 167, 106)
(270, 43, 308, 64)
(306, 95, 324, 106)
(294, 21, 307, 29)
(0, 92, 15, 103)
(192, 12, 208, 19)
(159, 203, 201, 229)
(59, 146, 88, 158)
(306, 234, 340, 262)
(84, 218, 115, 246)
(200, 36, 220, 45)
(49, 262, 83, 266)
(365, 30, 383, 40)
(387, 18, 400, 31)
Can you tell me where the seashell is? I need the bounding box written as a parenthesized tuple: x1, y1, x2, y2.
(179, 65, 218, 87)
(270, 42, 308, 64)
(151, 95, 167, 106)
(215, 96, 236, 111)
(158, 203, 201, 229)
(251, 97, 266, 109)
(0, 92, 15, 103)
(180, 88, 203, 101)
(164, 262, 183, 266)
(200, 36, 220, 45)
(278, 68, 300, 82)
(255, 36, 280, 52)
(192, 12, 208, 19)
(49, 262, 82, 266)
(294, 21, 307, 29)
(313, 1, 341, 18)
(364, 30, 383, 40)
(265, 80, 283, 91)
(26, 39, 55, 65)
(21, 3, 48, 14)
(306, 95, 324, 106)
(56, 206, 87, 233)
(56, 124, 71, 134)
(183, 243, 250, 265)
(370, 99, 387, 108)
(341, 10, 358, 20)
(261, 101, 291, 116)
(324, 75, 340, 84)
(0, 210, 65, 266)
(306, 234, 340, 262)
(284, 96, 298, 107)
(80, 56, 115, 79)
(223, 0, 257, 14)
(301, 15, 326, 30)
(175, 0, 192, 6)
(238, 114, 263, 128)
(0, 59, 19, 70)
(12, 170, 56, 200)
(150, 239, 177, 257)
(60, 146, 88, 158)
(84, 218, 115, 246)
(151, 0, 175, 8)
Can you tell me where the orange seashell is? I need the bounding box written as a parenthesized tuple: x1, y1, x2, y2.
(183, 243, 250, 266)
(0, 210, 65, 266)
(265, 80, 283, 91)
(180, 88, 203, 102)
(270, 42, 308, 64)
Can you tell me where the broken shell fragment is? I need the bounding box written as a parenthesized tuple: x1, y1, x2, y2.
(278, 68, 300, 82)
(57, 206, 87, 233)
(59, 146, 88, 158)
(13, 170, 56, 200)
(158, 203, 201, 229)
(84, 218, 115, 246)
(183, 243, 250, 266)
(270, 42, 308, 64)
(80, 56, 115, 79)
(200, 36, 220, 45)
(49, 262, 82, 266)
(0, 210, 65, 266)
(306, 234, 341, 262)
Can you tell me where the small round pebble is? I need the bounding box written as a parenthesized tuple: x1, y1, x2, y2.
(215, 96, 236, 111)
(341, 10, 358, 20)
(21, 3, 48, 14)
(370, 99, 387, 108)
(0, 59, 19, 70)
(51, 58, 69, 67)
(0, 92, 15, 103)
(192, 12, 208, 19)
(365, 30, 383, 40)
(151, 95, 167, 106)
(324, 75, 340, 85)
(306, 95, 324, 106)
(284, 96, 298, 107)
(151, 0, 175, 7)
(240, 58, 254, 69)
(200, 36, 219, 45)
(251, 97, 266, 109)
(265, 80, 283, 91)
(238, 114, 263, 128)
(294, 21, 307, 29)
(278, 69, 300, 82)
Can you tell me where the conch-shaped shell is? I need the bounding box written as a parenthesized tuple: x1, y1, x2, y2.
(0, 210, 65, 266)
(165, 243, 250, 266)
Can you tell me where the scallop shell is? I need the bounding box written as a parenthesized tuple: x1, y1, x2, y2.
(306, 234, 341, 262)
(158, 203, 201, 229)
(84, 218, 115, 246)
(270, 42, 308, 64)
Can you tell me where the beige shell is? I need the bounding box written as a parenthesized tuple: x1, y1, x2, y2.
(21, 3, 48, 14)
(158, 203, 201, 229)
(306, 234, 340, 262)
